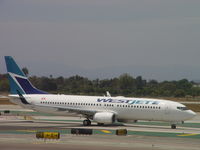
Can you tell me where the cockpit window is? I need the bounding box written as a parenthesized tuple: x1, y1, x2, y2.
(177, 107, 188, 111)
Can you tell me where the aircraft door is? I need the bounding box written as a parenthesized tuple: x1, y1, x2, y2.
(165, 105, 170, 115)
(161, 102, 170, 115)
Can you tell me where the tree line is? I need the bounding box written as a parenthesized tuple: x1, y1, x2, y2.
(1, 71, 200, 98)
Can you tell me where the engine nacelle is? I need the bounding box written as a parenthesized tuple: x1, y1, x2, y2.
(93, 112, 115, 124)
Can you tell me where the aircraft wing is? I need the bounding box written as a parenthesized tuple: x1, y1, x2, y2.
(35, 103, 97, 117)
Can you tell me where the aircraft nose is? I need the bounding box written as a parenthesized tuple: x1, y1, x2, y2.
(187, 110, 196, 119)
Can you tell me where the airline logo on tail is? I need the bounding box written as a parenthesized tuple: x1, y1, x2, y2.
(5, 56, 47, 95)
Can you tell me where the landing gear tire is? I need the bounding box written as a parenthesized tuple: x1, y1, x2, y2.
(83, 119, 91, 126)
(97, 123, 104, 126)
(171, 124, 176, 129)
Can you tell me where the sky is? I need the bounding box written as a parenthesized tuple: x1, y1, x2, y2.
(0, 0, 200, 81)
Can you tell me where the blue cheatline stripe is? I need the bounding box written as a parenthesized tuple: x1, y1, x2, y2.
(5, 56, 25, 77)
(15, 76, 48, 94)
(8, 74, 25, 94)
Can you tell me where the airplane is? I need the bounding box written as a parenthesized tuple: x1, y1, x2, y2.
(4, 56, 196, 129)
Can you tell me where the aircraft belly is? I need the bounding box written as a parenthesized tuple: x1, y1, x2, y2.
(116, 109, 166, 121)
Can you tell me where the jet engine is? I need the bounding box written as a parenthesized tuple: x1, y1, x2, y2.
(93, 112, 115, 124)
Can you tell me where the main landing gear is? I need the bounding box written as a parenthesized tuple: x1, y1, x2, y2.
(171, 124, 176, 129)
(83, 119, 91, 126)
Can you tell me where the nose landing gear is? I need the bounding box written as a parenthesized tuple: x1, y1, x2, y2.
(171, 124, 176, 129)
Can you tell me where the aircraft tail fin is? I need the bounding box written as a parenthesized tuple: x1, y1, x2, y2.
(4, 56, 48, 95)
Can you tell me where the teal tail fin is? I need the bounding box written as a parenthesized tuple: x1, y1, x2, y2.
(5, 56, 48, 95)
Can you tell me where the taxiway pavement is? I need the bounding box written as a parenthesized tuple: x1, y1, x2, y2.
(0, 105, 200, 150)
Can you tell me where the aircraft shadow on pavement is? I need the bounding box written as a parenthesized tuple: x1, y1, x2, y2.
(1, 120, 197, 131)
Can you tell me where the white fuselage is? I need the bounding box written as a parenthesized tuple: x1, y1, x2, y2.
(10, 94, 196, 123)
